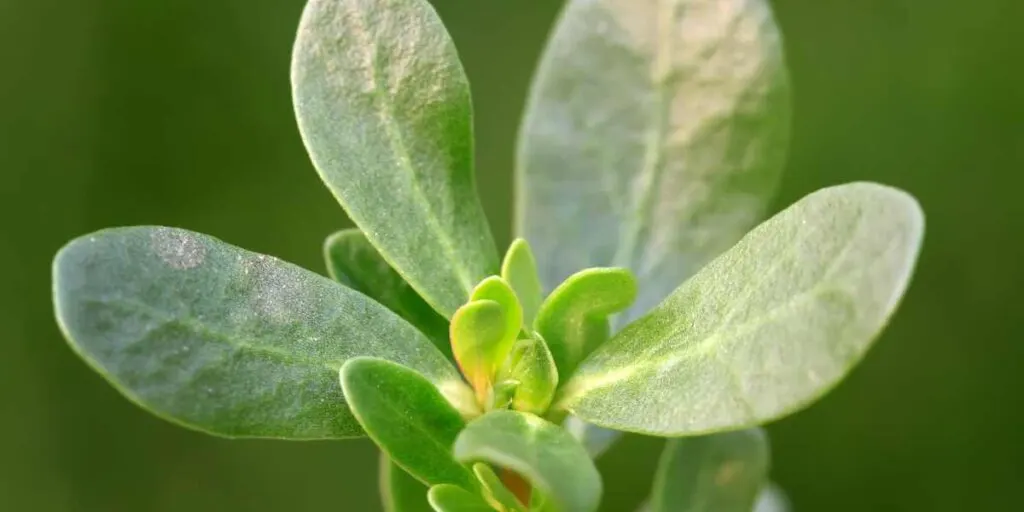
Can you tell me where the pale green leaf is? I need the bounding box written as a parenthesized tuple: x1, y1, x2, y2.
(451, 300, 507, 396)
(428, 484, 495, 512)
(563, 417, 623, 460)
(516, 0, 791, 325)
(534, 268, 636, 377)
(500, 338, 558, 415)
(341, 357, 474, 489)
(501, 239, 543, 328)
(380, 451, 434, 512)
(470, 277, 524, 370)
(454, 410, 602, 512)
(650, 428, 770, 511)
(293, 0, 498, 319)
(52, 227, 459, 439)
(559, 183, 925, 435)
(473, 463, 526, 512)
(324, 229, 450, 356)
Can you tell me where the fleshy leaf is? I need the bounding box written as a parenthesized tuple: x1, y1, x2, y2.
(324, 229, 451, 356)
(500, 338, 558, 415)
(470, 277, 524, 365)
(292, 0, 499, 319)
(427, 485, 495, 512)
(473, 463, 526, 512)
(487, 380, 520, 411)
(380, 452, 434, 512)
(534, 268, 637, 377)
(341, 357, 474, 489)
(559, 183, 925, 435)
(650, 428, 770, 512)
(453, 410, 602, 512)
(500, 239, 543, 328)
(451, 300, 507, 397)
(52, 227, 458, 439)
(515, 0, 791, 325)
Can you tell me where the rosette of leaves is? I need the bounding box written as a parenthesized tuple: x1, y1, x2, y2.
(51, 0, 924, 511)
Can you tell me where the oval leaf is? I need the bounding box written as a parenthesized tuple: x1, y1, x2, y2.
(559, 183, 925, 435)
(427, 484, 495, 512)
(470, 277, 524, 367)
(534, 268, 637, 377)
(292, 0, 499, 319)
(453, 410, 602, 512)
(501, 338, 558, 415)
(341, 357, 474, 489)
(380, 452, 434, 512)
(52, 227, 458, 439)
(451, 300, 507, 397)
(650, 428, 770, 512)
(325, 229, 450, 356)
(516, 0, 791, 324)
(500, 239, 543, 328)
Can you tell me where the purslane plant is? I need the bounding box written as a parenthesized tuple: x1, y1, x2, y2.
(51, 0, 924, 511)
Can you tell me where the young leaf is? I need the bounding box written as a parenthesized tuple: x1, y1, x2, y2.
(451, 300, 507, 397)
(473, 463, 526, 512)
(500, 338, 558, 415)
(500, 239, 543, 328)
(487, 380, 520, 411)
(534, 268, 637, 377)
(341, 357, 474, 490)
(470, 277, 524, 367)
(52, 227, 459, 439)
(427, 484, 495, 512)
(650, 428, 770, 512)
(292, 0, 499, 319)
(453, 410, 602, 512)
(324, 229, 450, 356)
(558, 183, 925, 435)
(380, 452, 434, 512)
(515, 0, 791, 325)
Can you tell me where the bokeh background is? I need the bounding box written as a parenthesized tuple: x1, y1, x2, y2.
(2, 0, 1021, 510)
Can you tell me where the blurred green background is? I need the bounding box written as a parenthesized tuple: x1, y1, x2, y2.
(2, 0, 1021, 510)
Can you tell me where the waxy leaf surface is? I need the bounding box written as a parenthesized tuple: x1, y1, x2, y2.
(325, 229, 450, 355)
(560, 183, 925, 435)
(380, 452, 434, 512)
(454, 410, 602, 512)
(451, 300, 507, 395)
(501, 239, 544, 328)
(341, 357, 473, 489)
(516, 0, 791, 324)
(428, 485, 494, 512)
(293, 0, 498, 319)
(650, 428, 769, 512)
(53, 227, 458, 439)
(501, 338, 558, 415)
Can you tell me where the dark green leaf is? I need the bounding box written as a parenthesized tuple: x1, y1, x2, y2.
(454, 410, 602, 512)
(500, 239, 543, 328)
(380, 452, 434, 512)
(650, 428, 770, 512)
(472, 463, 526, 512)
(559, 183, 925, 435)
(52, 227, 459, 439)
(324, 229, 450, 356)
(534, 268, 636, 377)
(427, 485, 495, 512)
(341, 357, 474, 489)
(293, 0, 498, 319)
(516, 0, 791, 325)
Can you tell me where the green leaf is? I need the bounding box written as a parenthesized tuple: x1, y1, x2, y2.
(380, 452, 434, 512)
(292, 0, 498, 319)
(454, 410, 602, 512)
(534, 268, 637, 377)
(427, 485, 495, 512)
(500, 338, 558, 416)
(472, 463, 526, 512)
(563, 417, 622, 459)
(754, 483, 790, 512)
(650, 428, 770, 512)
(501, 239, 543, 328)
(324, 229, 450, 356)
(515, 0, 791, 325)
(559, 183, 925, 435)
(451, 300, 508, 396)
(341, 357, 474, 489)
(470, 277, 524, 368)
(52, 226, 459, 439)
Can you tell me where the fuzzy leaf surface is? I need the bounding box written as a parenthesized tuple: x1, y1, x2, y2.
(501, 239, 543, 328)
(559, 183, 925, 435)
(516, 0, 791, 325)
(293, 0, 498, 318)
(53, 227, 458, 439)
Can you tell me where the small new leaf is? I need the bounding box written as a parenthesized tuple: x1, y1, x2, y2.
(500, 338, 558, 415)
(428, 485, 495, 512)
(470, 277, 524, 364)
(559, 183, 925, 435)
(451, 300, 508, 397)
(534, 268, 637, 377)
(454, 410, 602, 512)
(650, 428, 770, 512)
(341, 357, 474, 490)
(501, 239, 544, 328)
